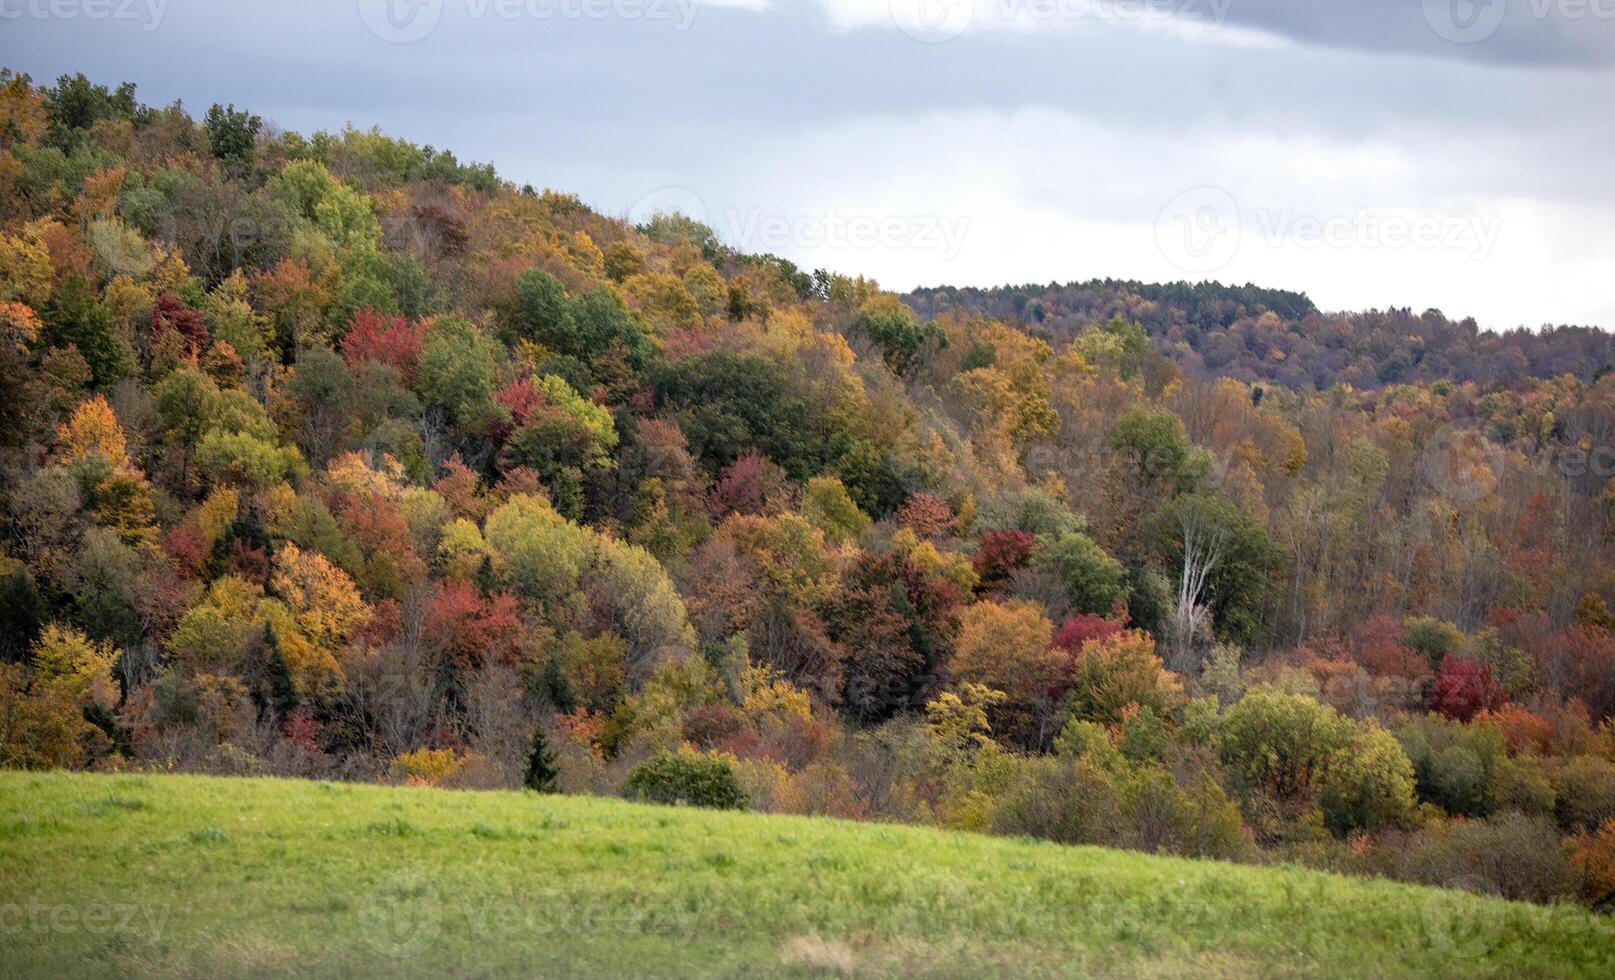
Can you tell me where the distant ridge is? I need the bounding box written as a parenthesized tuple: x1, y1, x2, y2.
(905, 279, 1614, 390)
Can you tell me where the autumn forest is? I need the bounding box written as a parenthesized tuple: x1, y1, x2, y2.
(5, 70, 1615, 913)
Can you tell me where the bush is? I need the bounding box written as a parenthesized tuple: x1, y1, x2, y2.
(1064, 630, 1176, 727)
(1319, 720, 1417, 836)
(1217, 686, 1353, 807)
(1491, 755, 1556, 816)
(624, 749, 747, 810)
(1391, 811, 1579, 904)
(1395, 714, 1507, 818)
(1038, 531, 1127, 616)
(1570, 819, 1615, 909)
(390, 747, 463, 786)
(1121, 767, 1249, 860)
(1552, 755, 1615, 834)
(991, 755, 1122, 847)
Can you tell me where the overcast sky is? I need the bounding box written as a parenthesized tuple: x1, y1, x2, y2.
(4, 0, 1613, 329)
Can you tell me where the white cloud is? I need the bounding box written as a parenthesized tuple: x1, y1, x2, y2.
(814, 0, 1289, 47)
(618, 107, 1615, 328)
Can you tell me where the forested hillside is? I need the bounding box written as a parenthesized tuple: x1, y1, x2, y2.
(906, 280, 1615, 389)
(4, 70, 1615, 910)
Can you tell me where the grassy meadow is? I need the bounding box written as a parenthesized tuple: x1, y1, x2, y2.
(1, 772, 1611, 978)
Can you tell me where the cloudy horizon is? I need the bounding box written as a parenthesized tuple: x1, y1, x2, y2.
(4, 0, 1613, 330)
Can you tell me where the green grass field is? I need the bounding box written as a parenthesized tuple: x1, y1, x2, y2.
(1, 772, 1611, 978)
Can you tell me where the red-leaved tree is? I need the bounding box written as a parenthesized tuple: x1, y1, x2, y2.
(1428, 656, 1506, 722)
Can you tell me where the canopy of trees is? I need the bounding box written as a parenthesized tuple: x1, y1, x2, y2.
(5, 69, 1615, 910)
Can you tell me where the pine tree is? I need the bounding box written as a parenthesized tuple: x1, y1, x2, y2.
(474, 553, 499, 598)
(524, 724, 559, 793)
(262, 622, 299, 718)
(539, 658, 577, 714)
(0, 565, 45, 663)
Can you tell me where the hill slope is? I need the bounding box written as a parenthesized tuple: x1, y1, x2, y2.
(1, 773, 1611, 978)
(904, 279, 1615, 389)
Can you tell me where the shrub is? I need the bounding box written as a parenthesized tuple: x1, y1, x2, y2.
(1392, 812, 1579, 904)
(390, 747, 462, 786)
(1490, 756, 1556, 816)
(1552, 755, 1615, 834)
(1395, 714, 1507, 818)
(1121, 767, 1249, 860)
(991, 754, 1122, 847)
(1064, 630, 1176, 727)
(1115, 703, 1169, 765)
(624, 749, 747, 810)
(776, 761, 863, 819)
(1051, 717, 1124, 772)
(1570, 819, 1615, 909)
(1216, 687, 1354, 807)
(1319, 720, 1417, 836)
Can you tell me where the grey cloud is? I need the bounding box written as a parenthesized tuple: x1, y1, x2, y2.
(1210, 0, 1615, 68)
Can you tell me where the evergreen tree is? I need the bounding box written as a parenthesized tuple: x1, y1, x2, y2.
(0, 565, 45, 664)
(523, 725, 559, 793)
(262, 622, 299, 719)
(474, 553, 499, 598)
(539, 658, 577, 714)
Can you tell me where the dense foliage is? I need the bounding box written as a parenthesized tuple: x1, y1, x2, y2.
(5, 70, 1615, 910)
(907, 280, 1615, 389)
